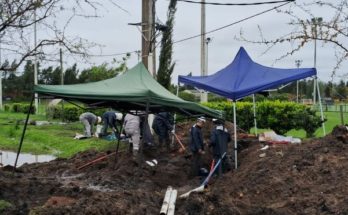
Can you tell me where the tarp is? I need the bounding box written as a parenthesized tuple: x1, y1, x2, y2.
(179, 47, 317, 100)
(34, 63, 222, 118)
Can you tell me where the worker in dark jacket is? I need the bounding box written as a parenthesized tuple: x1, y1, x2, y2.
(79, 112, 101, 137)
(189, 117, 206, 176)
(101, 111, 123, 137)
(210, 119, 231, 176)
(152, 112, 174, 150)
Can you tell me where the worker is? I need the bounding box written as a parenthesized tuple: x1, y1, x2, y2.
(79, 112, 101, 138)
(152, 112, 174, 150)
(189, 116, 206, 176)
(209, 119, 231, 176)
(100, 111, 123, 137)
(123, 113, 141, 157)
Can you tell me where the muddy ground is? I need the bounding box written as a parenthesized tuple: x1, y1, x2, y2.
(0, 123, 348, 215)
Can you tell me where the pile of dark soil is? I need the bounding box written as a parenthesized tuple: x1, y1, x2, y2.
(0, 124, 347, 215)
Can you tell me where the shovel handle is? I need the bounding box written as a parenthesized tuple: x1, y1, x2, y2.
(173, 133, 186, 151)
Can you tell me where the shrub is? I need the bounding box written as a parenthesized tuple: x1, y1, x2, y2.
(12, 103, 21, 112)
(46, 104, 106, 122)
(3, 104, 10, 111)
(204, 100, 322, 137)
(21, 104, 36, 114)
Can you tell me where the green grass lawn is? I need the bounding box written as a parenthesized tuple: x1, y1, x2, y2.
(251, 111, 348, 139)
(0, 111, 120, 158)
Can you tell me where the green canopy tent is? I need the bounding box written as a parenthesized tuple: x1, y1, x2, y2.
(14, 63, 223, 168)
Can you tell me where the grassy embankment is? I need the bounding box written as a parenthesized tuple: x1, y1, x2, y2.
(0, 111, 119, 158)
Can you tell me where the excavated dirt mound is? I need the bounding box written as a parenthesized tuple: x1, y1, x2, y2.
(0, 124, 347, 214)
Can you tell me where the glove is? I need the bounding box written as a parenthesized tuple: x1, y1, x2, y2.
(171, 130, 175, 134)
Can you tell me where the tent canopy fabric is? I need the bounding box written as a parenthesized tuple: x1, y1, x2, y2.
(179, 47, 317, 101)
(34, 63, 223, 118)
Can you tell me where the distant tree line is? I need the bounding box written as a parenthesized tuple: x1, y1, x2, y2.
(2, 56, 129, 100)
(277, 79, 348, 101)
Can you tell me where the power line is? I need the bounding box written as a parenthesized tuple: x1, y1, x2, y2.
(88, 50, 139, 57)
(176, 0, 294, 6)
(174, 1, 292, 44)
(86, 1, 293, 58)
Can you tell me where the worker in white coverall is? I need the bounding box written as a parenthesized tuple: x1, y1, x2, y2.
(124, 113, 141, 157)
(79, 112, 101, 137)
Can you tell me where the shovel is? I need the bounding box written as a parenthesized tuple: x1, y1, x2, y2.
(172, 133, 191, 158)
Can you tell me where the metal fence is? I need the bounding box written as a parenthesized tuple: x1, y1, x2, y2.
(314, 104, 348, 112)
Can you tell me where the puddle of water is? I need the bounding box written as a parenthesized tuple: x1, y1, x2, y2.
(0, 150, 56, 167)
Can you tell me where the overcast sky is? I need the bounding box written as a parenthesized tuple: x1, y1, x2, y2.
(34, 0, 348, 83)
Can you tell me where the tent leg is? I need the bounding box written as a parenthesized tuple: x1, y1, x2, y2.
(114, 114, 125, 163)
(233, 102, 238, 169)
(172, 82, 180, 145)
(316, 79, 326, 136)
(14, 95, 34, 171)
(313, 77, 317, 106)
(140, 100, 150, 165)
(252, 94, 258, 136)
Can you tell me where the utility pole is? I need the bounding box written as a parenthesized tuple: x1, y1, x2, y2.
(0, 36, 2, 110)
(60, 48, 63, 85)
(34, 10, 39, 114)
(142, 0, 155, 77)
(200, 0, 207, 102)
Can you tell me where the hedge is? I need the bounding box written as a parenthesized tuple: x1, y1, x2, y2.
(46, 104, 106, 122)
(204, 100, 322, 137)
(7, 103, 36, 114)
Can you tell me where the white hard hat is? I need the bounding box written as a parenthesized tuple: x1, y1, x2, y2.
(115, 113, 123, 120)
(97, 116, 102, 124)
(197, 116, 206, 123)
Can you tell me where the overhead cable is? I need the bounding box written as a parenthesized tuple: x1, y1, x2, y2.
(176, 0, 294, 6)
(174, 1, 292, 44)
(88, 1, 293, 57)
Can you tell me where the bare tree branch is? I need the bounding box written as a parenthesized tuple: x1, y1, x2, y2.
(0, 0, 122, 72)
(237, 0, 348, 77)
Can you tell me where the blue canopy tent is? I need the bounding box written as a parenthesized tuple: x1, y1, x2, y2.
(179, 47, 326, 169)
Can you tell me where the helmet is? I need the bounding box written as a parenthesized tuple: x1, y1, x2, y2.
(115, 113, 123, 121)
(97, 116, 102, 124)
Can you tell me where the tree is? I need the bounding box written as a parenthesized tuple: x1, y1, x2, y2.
(64, 64, 78, 84)
(0, 0, 124, 72)
(39, 66, 53, 84)
(324, 81, 333, 98)
(336, 79, 347, 101)
(239, 1, 348, 77)
(21, 60, 38, 97)
(157, 0, 177, 90)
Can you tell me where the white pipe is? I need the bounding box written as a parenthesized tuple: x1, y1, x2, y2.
(233, 102, 238, 169)
(252, 94, 258, 136)
(316, 78, 326, 135)
(179, 185, 205, 199)
(167, 189, 177, 215)
(160, 186, 173, 215)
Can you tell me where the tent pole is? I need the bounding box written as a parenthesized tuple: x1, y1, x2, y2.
(233, 101, 238, 169)
(114, 113, 125, 163)
(14, 95, 34, 171)
(172, 82, 180, 145)
(140, 100, 150, 164)
(316, 79, 326, 136)
(312, 77, 317, 107)
(252, 94, 258, 136)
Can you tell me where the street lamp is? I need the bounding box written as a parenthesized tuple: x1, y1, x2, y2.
(205, 37, 212, 77)
(311, 17, 322, 105)
(295, 60, 302, 103)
